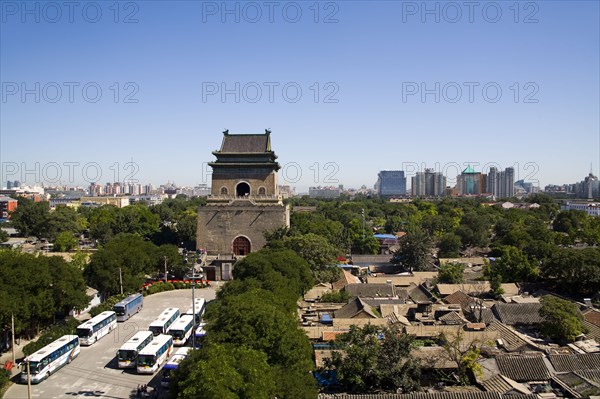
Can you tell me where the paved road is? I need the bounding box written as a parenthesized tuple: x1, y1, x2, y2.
(4, 287, 216, 399)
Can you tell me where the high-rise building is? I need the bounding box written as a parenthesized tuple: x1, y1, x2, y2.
(456, 165, 483, 195)
(377, 170, 406, 197)
(411, 169, 446, 197)
(486, 167, 515, 199)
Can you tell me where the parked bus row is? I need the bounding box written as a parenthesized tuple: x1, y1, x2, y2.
(21, 295, 208, 384)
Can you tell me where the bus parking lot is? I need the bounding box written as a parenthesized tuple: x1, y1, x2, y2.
(4, 287, 216, 399)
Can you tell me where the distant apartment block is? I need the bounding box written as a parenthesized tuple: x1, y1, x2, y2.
(0, 196, 18, 219)
(561, 202, 600, 217)
(377, 170, 406, 197)
(129, 195, 166, 206)
(487, 167, 515, 199)
(309, 186, 341, 198)
(411, 169, 446, 197)
(544, 172, 599, 199)
(80, 196, 129, 208)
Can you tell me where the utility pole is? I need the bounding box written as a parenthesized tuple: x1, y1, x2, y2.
(119, 268, 123, 295)
(164, 256, 168, 283)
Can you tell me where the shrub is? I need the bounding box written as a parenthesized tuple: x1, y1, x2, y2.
(320, 290, 350, 303)
(0, 369, 11, 393)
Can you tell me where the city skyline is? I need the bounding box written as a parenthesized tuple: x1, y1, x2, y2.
(1, 2, 599, 191)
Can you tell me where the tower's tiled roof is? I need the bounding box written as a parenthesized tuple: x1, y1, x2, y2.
(219, 132, 271, 153)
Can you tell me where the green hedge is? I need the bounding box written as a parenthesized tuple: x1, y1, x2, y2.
(22, 318, 81, 356)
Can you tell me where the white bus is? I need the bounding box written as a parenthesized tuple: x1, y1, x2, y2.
(194, 322, 207, 347)
(113, 293, 143, 322)
(168, 315, 194, 346)
(160, 346, 192, 388)
(136, 334, 173, 374)
(20, 335, 80, 384)
(116, 330, 154, 369)
(149, 308, 180, 336)
(184, 298, 206, 324)
(76, 311, 117, 345)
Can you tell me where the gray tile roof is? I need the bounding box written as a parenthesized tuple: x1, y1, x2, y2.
(576, 369, 600, 383)
(486, 322, 531, 352)
(334, 297, 379, 319)
(553, 372, 600, 398)
(480, 375, 514, 394)
(438, 311, 466, 324)
(220, 133, 270, 153)
(344, 283, 394, 298)
(495, 355, 551, 382)
(444, 291, 475, 310)
(548, 353, 600, 373)
(409, 284, 436, 303)
(492, 303, 543, 326)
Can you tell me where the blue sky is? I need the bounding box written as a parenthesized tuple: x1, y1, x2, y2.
(1, 0, 599, 192)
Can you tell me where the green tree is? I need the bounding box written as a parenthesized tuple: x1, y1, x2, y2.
(493, 245, 538, 283)
(83, 234, 159, 296)
(439, 329, 483, 385)
(456, 211, 491, 248)
(207, 288, 313, 370)
(54, 231, 78, 252)
(437, 263, 465, 284)
(233, 249, 314, 298)
(438, 233, 462, 258)
(539, 295, 588, 343)
(391, 227, 433, 271)
(324, 325, 420, 393)
(173, 343, 276, 399)
(541, 247, 600, 295)
(9, 198, 50, 237)
(269, 233, 342, 283)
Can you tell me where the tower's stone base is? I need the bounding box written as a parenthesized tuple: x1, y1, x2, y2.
(196, 199, 290, 255)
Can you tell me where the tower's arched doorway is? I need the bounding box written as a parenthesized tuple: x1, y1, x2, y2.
(232, 236, 251, 256)
(236, 182, 250, 197)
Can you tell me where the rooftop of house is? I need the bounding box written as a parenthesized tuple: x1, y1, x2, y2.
(548, 353, 600, 373)
(436, 283, 519, 297)
(443, 290, 476, 309)
(367, 272, 438, 287)
(494, 355, 551, 382)
(492, 303, 544, 326)
(344, 283, 395, 298)
(334, 297, 379, 319)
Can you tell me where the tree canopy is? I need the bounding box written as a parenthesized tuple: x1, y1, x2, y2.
(539, 295, 588, 343)
(324, 325, 421, 393)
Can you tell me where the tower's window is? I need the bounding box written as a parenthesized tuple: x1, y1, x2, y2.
(236, 182, 251, 197)
(220, 187, 228, 195)
(258, 187, 266, 195)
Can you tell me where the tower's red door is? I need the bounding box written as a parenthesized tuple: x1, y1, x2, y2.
(232, 236, 251, 256)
